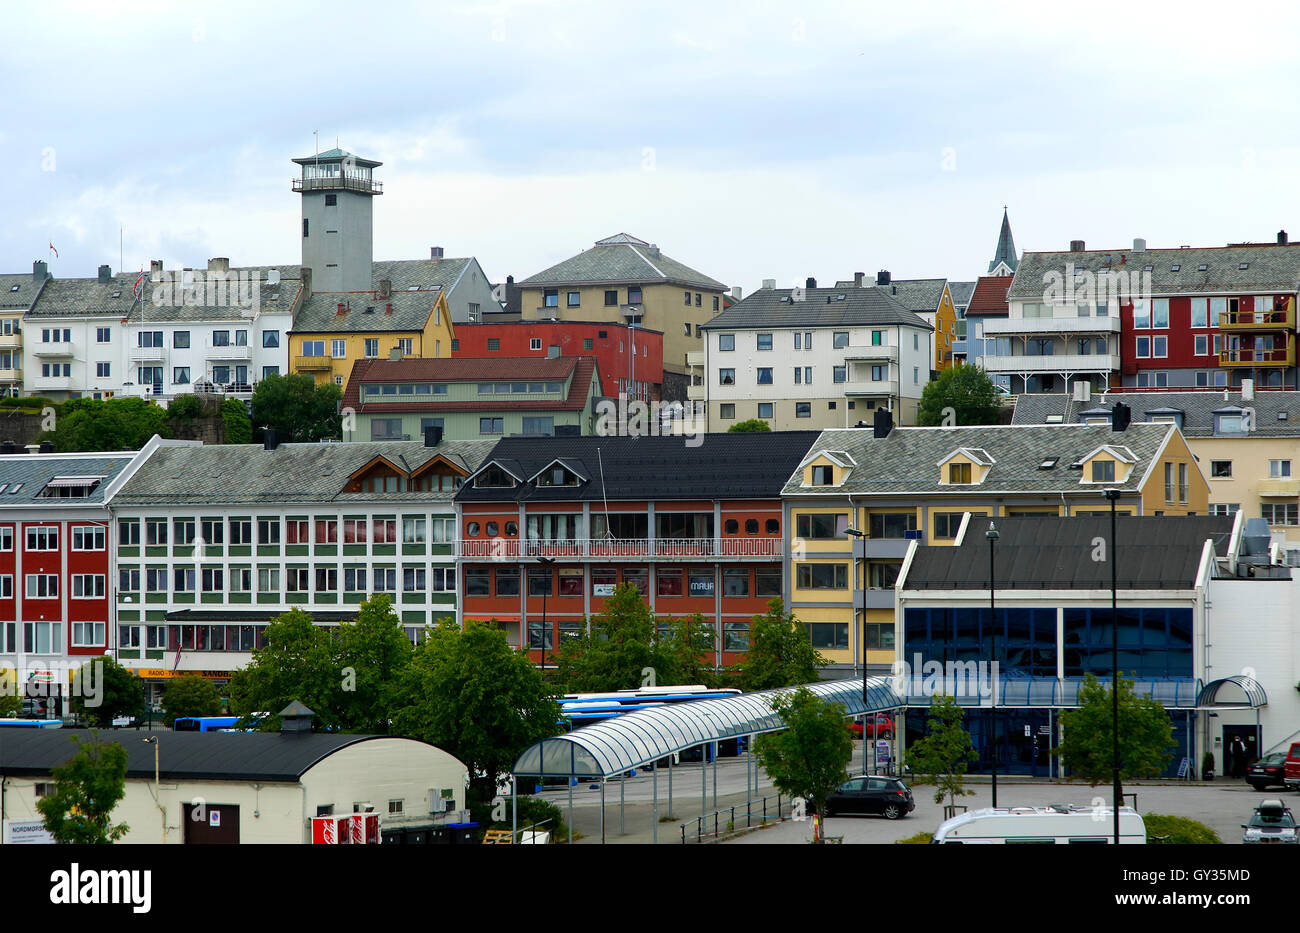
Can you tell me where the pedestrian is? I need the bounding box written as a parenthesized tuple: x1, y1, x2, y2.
(1229, 737, 1248, 778)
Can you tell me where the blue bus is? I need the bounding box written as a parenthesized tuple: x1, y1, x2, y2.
(173, 716, 242, 732)
(0, 719, 64, 728)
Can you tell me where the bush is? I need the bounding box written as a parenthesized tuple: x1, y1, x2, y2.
(1144, 814, 1222, 844)
(222, 398, 252, 445)
(466, 784, 570, 842)
(167, 395, 202, 419)
(894, 832, 934, 844)
(0, 396, 56, 410)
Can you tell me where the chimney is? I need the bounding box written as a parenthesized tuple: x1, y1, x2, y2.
(299, 266, 312, 301)
(207, 257, 230, 274)
(97, 264, 112, 284)
(25, 444, 39, 455)
(424, 425, 444, 447)
(150, 259, 163, 281)
(1279, 230, 1289, 246)
(1069, 240, 1086, 252)
(876, 270, 891, 286)
(1241, 378, 1255, 401)
(389, 347, 403, 361)
(263, 429, 280, 451)
(277, 700, 315, 734)
(430, 246, 444, 260)
(1073, 380, 1091, 402)
(337, 302, 346, 315)
(761, 279, 776, 290)
(1132, 238, 1146, 252)
(377, 279, 391, 299)
(731, 285, 742, 301)
(805, 276, 817, 289)
(1110, 401, 1131, 432)
(854, 272, 864, 287)
(647, 244, 660, 258)
(32, 260, 48, 282)
(872, 407, 894, 438)
(385, 302, 393, 315)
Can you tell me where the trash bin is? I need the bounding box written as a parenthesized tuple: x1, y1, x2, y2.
(447, 822, 479, 845)
(427, 826, 450, 845)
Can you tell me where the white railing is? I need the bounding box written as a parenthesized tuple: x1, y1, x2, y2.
(455, 537, 782, 559)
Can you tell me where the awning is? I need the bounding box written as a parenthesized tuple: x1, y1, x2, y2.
(1196, 675, 1267, 710)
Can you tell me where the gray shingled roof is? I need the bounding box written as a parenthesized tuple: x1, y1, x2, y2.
(114, 439, 497, 506)
(948, 281, 976, 307)
(882, 278, 947, 315)
(0, 272, 47, 311)
(0, 453, 139, 506)
(701, 286, 932, 331)
(1012, 390, 1300, 438)
(904, 515, 1231, 590)
(783, 422, 1179, 497)
(292, 288, 443, 334)
(1007, 243, 1300, 300)
(518, 235, 725, 290)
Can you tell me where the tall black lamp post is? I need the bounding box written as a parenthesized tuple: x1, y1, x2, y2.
(845, 528, 868, 773)
(536, 556, 556, 675)
(985, 521, 999, 808)
(1103, 487, 1121, 845)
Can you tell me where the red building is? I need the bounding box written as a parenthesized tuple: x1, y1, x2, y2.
(452, 321, 662, 401)
(454, 432, 820, 668)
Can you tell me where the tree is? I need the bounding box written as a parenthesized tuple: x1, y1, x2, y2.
(161, 675, 223, 726)
(1054, 673, 1174, 789)
(333, 595, 413, 733)
(0, 691, 20, 718)
(736, 599, 825, 691)
(555, 583, 679, 692)
(69, 657, 144, 727)
(753, 687, 854, 838)
(167, 394, 202, 419)
(391, 619, 560, 795)
(36, 734, 130, 844)
(728, 418, 772, 433)
(251, 372, 341, 442)
(916, 364, 1002, 427)
(660, 613, 723, 687)
(221, 397, 252, 444)
(904, 694, 977, 808)
(42, 397, 171, 452)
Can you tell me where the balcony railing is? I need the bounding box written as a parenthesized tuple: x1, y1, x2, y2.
(292, 175, 383, 195)
(294, 355, 333, 371)
(843, 345, 898, 363)
(982, 316, 1121, 335)
(981, 353, 1120, 373)
(1218, 345, 1295, 367)
(1218, 308, 1295, 330)
(207, 341, 253, 360)
(456, 537, 782, 560)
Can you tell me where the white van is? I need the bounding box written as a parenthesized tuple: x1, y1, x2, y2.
(932, 804, 1146, 844)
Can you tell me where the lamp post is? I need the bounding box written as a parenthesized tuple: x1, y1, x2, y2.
(985, 521, 999, 808)
(535, 556, 555, 675)
(845, 528, 868, 774)
(1103, 487, 1121, 845)
(142, 736, 163, 843)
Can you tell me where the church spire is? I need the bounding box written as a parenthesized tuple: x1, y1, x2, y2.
(988, 207, 1018, 275)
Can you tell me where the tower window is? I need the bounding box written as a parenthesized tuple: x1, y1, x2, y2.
(302, 218, 309, 237)
(325, 194, 337, 206)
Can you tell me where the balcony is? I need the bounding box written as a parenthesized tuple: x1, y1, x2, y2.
(292, 175, 382, 195)
(855, 588, 897, 609)
(1219, 300, 1295, 331)
(294, 355, 333, 371)
(456, 537, 782, 560)
(982, 317, 1121, 335)
(0, 367, 21, 382)
(1258, 478, 1300, 497)
(1218, 345, 1295, 367)
(31, 375, 72, 391)
(31, 345, 74, 358)
(843, 345, 898, 363)
(0, 333, 21, 348)
(206, 340, 253, 360)
(843, 380, 900, 399)
(981, 353, 1120, 373)
(686, 351, 705, 369)
(129, 346, 165, 363)
(687, 380, 705, 402)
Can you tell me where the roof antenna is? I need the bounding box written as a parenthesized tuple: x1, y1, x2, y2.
(597, 447, 612, 538)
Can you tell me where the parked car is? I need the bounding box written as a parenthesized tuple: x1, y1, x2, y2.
(1241, 800, 1298, 845)
(820, 776, 914, 820)
(847, 714, 894, 739)
(1246, 752, 1288, 791)
(1285, 743, 1300, 792)
(933, 805, 1145, 844)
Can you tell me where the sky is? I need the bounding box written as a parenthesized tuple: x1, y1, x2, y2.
(5, 0, 1300, 294)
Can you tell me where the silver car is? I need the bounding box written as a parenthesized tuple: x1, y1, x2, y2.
(1242, 800, 1298, 844)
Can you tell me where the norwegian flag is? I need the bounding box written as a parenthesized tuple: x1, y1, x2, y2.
(134, 270, 146, 300)
(48, 242, 58, 258)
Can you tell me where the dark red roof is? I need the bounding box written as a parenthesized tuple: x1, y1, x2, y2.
(966, 274, 1013, 315)
(342, 356, 599, 413)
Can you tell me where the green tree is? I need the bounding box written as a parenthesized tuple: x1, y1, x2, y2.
(753, 687, 854, 836)
(69, 657, 145, 727)
(728, 418, 772, 433)
(555, 583, 680, 692)
(333, 595, 413, 733)
(916, 364, 1002, 427)
(251, 372, 342, 442)
(904, 694, 977, 808)
(36, 734, 130, 844)
(42, 397, 171, 451)
(736, 599, 825, 691)
(660, 613, 722, 687)
(0, 691, 20, 717)
(1054, 673, 1174, 790)
(221, 397, 252, 444)
(391, 619, 560, 794)
(166, 394, 202, 419)
(161, 675, 223, 726)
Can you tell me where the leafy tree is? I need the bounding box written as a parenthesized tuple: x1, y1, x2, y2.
(36, 734, 130, 844)
(391, 619, 559, 795)
(42, 397, 171, 451)
(333, 595, 413, 733)
(251, 372, 341, 442)
(0, 691, 20, 717)
(167, 394, 202, 419)
(1054, 673, 1174, 790)
(555, 583, 680, 692)
(917, 364, 1002, 427)
(660, 613, 723, 687)
(904, 694, 977, 808)
(222, 397, 252, 444)
(754, 687, 854, 837)
(728, 418, 772, 433)
(161, 675, 223, 726)
(69, 657, 145, 727)
(736, 599, 825, 691)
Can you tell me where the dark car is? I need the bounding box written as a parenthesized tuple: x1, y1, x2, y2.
(1241, 800, 1298, 845)
(821, 776, 915, 820)
(1246, 752, 1288, 791)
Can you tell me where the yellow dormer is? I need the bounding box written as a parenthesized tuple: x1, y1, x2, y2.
(1076, 444, 1137, 485)
(936, 447, 995, 486)
(800, 450, 856, 488)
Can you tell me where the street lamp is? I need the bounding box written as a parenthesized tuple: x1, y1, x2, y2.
(535, 556, 556, 675)
(844, 528, 868, 773)
(142, 736, 164, 843)
(1103, 487, 1121, 845)
(985, 522, 999, 808)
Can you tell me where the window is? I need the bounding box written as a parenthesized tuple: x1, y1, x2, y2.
(933, 511, 982, 539)
(796, 563, 848, 589)
(71, 526, 105, 551)
(479, 417, 504, 435)
(1208, 503, 1239, 517)
(402, 518, 426, 544)
(71, 574, 105, 598)
(1195, 334, 1208, 356)
(803, 366, 812, 384)
(263, 366, 279, 380)
(1153, 336, 1167, 357)
(808, 623, 849, 650)
(372, 519, 398, 544)
(605, 290, 618, 306)
(26, 574, 58, 598)
(804, 333, 812, 349)
(96, 327, 111, 343)
(257, 518, 280, 544)
(695, 293, 702, 307)
(719, 404, 735, 419)
(565, 291, 580, 307)
(1270, 460, 1291, 477)
(173, 567, 195, 592)
(947, 462, 972, 484)
(1179, 462, 1188, 503)
(723, 568, 749, 596)
(1191, 298, 1209, 328)
(657, 568, 684, 597)
(719, 369, 735, 385)
(486, 338, 501, 352)
(202, 568, 224, 592)
(364, 338, 379, 358)
(285, 520, 309, 545)
(1153, 298, 1169, 328)
(833, 365, 846, 383)
(758, 402, 773, 419)
(1091, 460, 1115, 483)
(542, 288, 559, 308)
(1210, 460, 1231, 478)
(302, 339, 325, 357)
(1135, 337, 1150, 358)
(229, 519, 252, 545)
(868, 512, 917, 538)
(1262, 503, 1298, 525)
(145, 568, 166, 593)
(756, 367, 772, 385)
(719, 334, 735, 352)
(795, 402, 811, 418)
(1132, 300, 1150, 328)
(173, 366, 191, 384)
(796, 513, 847, 538)
(26, 527, 58, 551)
(757, 333, 772, 351)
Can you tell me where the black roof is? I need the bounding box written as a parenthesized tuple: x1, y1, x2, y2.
(904, 515, 1233, 590)
(0, 729, 384, 782)
(456, 431, 822, 502)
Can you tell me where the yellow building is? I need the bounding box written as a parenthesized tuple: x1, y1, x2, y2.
(289, 283, 454, 392)
(781, 418, 1208, 674)
(844, 274, 958, 374)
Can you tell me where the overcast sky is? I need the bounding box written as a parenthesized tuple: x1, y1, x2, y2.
(6, 0, 1300, 293)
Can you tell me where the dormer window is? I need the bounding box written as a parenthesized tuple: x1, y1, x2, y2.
(948, 463, 971, 484)
(39, 476, 104, 499)
(475, 465, 517, 488)
(1091, 461, 1115, 483)
(811, 465, 835, 486)
(538, 467, 581, 487)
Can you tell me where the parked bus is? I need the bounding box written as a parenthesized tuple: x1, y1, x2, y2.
(173, 716, 249, 732)
(932, 805, 1146, 844)
(0, 719, 64, 729)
